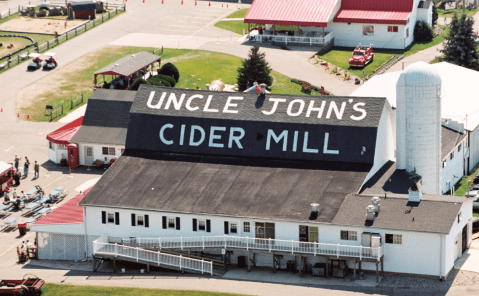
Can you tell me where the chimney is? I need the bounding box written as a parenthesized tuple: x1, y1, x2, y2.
(366, 205, 376, 221)
(206, 84, 210, 91)
(371, 196, 380, 213)
(260, 83, 267, 95)
(310, 203, 320, 213)
(408, 179, 422, 202)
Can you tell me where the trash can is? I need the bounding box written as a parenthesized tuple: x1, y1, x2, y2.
(18, 222, 27, 236)
(312, 263, 326, 277)
(238, 256, 246, 268)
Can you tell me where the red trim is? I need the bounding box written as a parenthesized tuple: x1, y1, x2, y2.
(46, 116, 83, 145)
(334, 9, 409, 25)
(34, 189, 90, 225)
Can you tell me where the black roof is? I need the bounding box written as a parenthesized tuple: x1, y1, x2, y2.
(332, 194, 466, 233)
(71, 1, 96, 11)
(442, 126, 466, 161)
(70, 89, 135, 145)
(79, 150, 371, 223)
(126, 86, 386, 164)
(359, 161, 412, 195)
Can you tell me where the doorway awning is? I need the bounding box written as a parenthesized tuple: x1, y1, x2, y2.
(46, 116, 84, 145)
(244, 0, 339, 27)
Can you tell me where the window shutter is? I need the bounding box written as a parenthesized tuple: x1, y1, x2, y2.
(162, 216, 167, 229)
(131, 213, 136, 226)
(145, 215, 149, 228)
(206, 219, 211, 233)
(176, 217, 180, 230)
(101, 211, 106, 224)
(224, 221, 229, 234)
(115, 212, 120, 225)
(193, 218, 197, 231)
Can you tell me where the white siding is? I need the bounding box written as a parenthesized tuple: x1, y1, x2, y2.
(441, 139, 466, 194)
(77, 143, 124, 166)
(469, 127, 479, 174)
(362, 102, 395, 185)
(32, 223, 85, 235)
(331, 22, 411, 49)
(417, 6, 433, 26)
(84, 206, 448, 276)
(48, 143, 68, 164)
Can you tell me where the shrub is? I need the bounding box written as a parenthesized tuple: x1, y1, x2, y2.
(414, 21, 434, 42)
(148, 76, 172, 87)
(155, 74, 176, 87)
(159, 62, 180, 83)
(301, 81, 311, 94)
(131, 78, 148, 91)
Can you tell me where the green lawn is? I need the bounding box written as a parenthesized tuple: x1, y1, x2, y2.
(474, 212, 479, 218)
(452, 166, 479, 196)
(24, 47, 320, 122)
(41, 283, 247, 296)
(226, 8, 248, 18)
(437, 8, 479, 18)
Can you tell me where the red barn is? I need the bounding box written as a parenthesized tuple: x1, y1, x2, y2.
(67, 1, 96, 20)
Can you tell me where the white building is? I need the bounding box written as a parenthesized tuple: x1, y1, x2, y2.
(46, 116, 84, 165)
(245, 0, 433, 49)
(32, 63, 475, 280)
(69, 89, 135, 166)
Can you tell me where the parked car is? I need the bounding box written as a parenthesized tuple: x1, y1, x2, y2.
(474, 196, 479, 210)
(464, 190, 479, 197)
(349, 44, 374, 67)
(27, 53, 42, 71)
(472, 184, 479, 190)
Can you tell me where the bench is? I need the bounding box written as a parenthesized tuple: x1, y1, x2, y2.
(33, 207, 51, 217)
(25, 218, 36, 227)
(92, 159, 105, 169)
(2, 216, 19, 230)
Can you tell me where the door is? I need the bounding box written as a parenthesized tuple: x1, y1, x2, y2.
(84, 146, 94, 166)
(299, 225, 308, 242)
(255, 222, 275, 243)
(462, 224, 468, 254)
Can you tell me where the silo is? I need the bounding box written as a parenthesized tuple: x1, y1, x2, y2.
(396, 62, 442, 194)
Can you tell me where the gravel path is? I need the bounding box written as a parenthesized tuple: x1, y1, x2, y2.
(381, 268, 479, 289)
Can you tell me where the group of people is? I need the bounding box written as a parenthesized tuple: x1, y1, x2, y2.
(14, 155, 40, 179)
(18, 239, 36, 261)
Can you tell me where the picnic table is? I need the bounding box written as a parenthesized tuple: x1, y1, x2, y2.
(25, 188, 38, 196)
(0, 204, 11, 212)
(48, 186, 65, 198)
(33, 208, 51, 217)
(2, 216, 18, 230)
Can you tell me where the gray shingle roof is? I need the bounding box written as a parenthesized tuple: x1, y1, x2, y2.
(332, 194, 466, 233)
(94, 52, 161, 77)
(442, 126, 466, 161)
(79, 150, 371, 223)
(70, 89, 135, 145)
(360, 161, 412, 195)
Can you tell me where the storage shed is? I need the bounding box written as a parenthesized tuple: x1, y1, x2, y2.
(67, 1, 96, 20)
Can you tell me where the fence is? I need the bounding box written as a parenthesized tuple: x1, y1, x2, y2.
(122, 235, 384, 261)
(0, 2, 126, 70)
(93, 237, 214, 275)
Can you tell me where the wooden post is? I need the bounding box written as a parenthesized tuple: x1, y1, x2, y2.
(92, 256, 96, 271)
(147, 263, 150, 273)
(381, 257, 384, 277)
(298, 255, 302, 274)
(113, 258, 116, 272)
(322, 27, 325, 38)
(376, 261, 379, 283)
(325, 258, 329, 278)
(272, 254, 276, 273)
(353, 258, 356, 279)
(247, 250, 251, 272)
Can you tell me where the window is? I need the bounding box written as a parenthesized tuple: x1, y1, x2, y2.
(102, 147, 115, 155)
(309, 227, 319, 243)
(199, 220, 206, 231)
(231, 223, 238, 234)
(58, 144, 67, 149)
(387, 26, 398, 32)
(49, 141, 55, 150)
(386, 234, 402, 244)
(192, 218, 210, 232)
(458, 212, 462, 223)
(243, 221, 250, 233)
(362, 25, 374, 36)
(168, 218, 175, 228)
(443, 161, 447, 168)
(131, 213, 149, 227)
(102, 211, 120, 225)
(86, 147, 93, 157)
(451, 151, 454, 160)
(340, 230, 357, 241)
(406, 28, 409, 38)
(458, 144, 462, 152)
(138, 215, 144, 226)
(108, 213, 114, 223)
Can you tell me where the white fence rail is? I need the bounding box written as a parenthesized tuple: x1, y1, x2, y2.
(92, 237, 213, 275)
(122, 235, 384, 261)
(251, 31, 334, 46)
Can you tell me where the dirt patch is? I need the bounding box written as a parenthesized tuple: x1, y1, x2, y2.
(16, 45, 127, 115)
(0, 17, 86, 35)
(0, 36, 33, 56)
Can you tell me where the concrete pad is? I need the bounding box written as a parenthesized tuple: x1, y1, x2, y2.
(455, 242, 479, 272)
(109, 33, 215, 49)
(74, 177, 100, 193)
(59, 104, 87, 123)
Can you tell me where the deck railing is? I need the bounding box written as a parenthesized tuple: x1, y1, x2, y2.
(122, 235, 384, 261)
(250, 31, 334, 46)
(92, 237, 213, 275)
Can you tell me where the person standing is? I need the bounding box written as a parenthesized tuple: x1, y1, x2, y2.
(34, 161, 39, 179)
(14, 155, 20, 171)
(24, 158, 29, 177)
(12, 188, 17, 199)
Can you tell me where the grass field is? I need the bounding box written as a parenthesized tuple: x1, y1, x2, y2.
(226, 8, 248, 18)
(23, 47, 320, 122)
(41, 284, 247, 296)
(0, 36, 33, 56)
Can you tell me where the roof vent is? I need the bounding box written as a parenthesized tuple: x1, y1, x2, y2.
(310, 203, 319, 213)
(408, 179, 422, 202)
(366, 205, 376, 221)
(371, 196, 380, 213)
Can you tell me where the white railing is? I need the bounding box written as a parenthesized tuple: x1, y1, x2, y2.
(252, 31, 334, 46)
(92, 237, 213, 275)
(122, 236, 384, 261)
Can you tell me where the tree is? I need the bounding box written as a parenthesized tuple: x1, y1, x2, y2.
(432, 5, 438, 26)
(237, 45, 273, 91)
(440, 13, 479, 70)
(414, 21, 434, 42)
(159, 62, 180, 83)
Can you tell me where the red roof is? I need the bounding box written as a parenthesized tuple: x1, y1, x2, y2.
(334, 0, 413, 25)
(46, 116, 83, 145)
(245, 0, 340, 27)
(34, 189, 90, 225)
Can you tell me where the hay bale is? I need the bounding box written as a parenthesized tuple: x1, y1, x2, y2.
(36, 10, 47, 17)
(48, 7, 63, 17)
